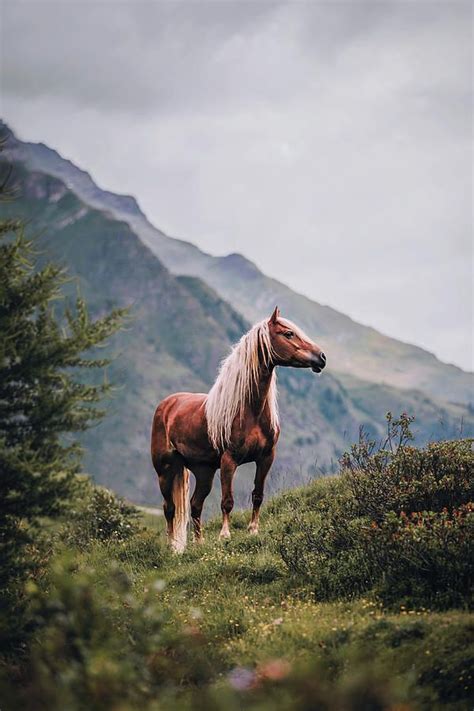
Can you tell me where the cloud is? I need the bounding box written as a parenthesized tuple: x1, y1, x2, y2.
(2, 1, 287, 113)
(5, 2, 469, 116)
(1, 1, 472, 369)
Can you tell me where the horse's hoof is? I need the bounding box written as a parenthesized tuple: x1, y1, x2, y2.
(247, 525, 259, 535)
(170, 541, 186, 554)
(219, 531, 231, 540)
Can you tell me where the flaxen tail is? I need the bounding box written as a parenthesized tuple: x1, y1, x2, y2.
(171, 467, 190, 553)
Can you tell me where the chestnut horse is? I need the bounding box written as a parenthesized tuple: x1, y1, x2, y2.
(151, 307, 326, 552)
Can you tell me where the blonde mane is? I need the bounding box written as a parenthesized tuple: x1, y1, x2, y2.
(205, 320, 279, 451)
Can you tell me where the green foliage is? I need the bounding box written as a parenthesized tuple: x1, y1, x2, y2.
(373, 505, 473, 609)
(3, 555, 216, 711)
(0, 163, 125, 649)
(280, 505, 473, 610)
(279, 415, 474, 610)
(342, 413, 474, 519)
(215, 615, 473, 711)
(2, 504, 472, 710)
(111, 528, 168, 572)
(64, 479, 140, 548)
(0, 433, 473, 709)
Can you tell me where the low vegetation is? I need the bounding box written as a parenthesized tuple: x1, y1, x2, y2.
(1, 417, 473, 710)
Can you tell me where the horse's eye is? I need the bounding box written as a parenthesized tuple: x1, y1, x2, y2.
(284, 331, 294, 339)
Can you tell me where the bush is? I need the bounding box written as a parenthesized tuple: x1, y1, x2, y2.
(342, 414, 473, 520)
(279, 415, 474, 610)
(280, 505, 473, 609)
(374, 505, 473, 609)
(64, 479, 140, 547)
(2, 555, 217, 711)
(280, 513, 381, 600)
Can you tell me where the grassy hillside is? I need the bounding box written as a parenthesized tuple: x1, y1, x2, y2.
(4, 121, 472, 406)
(1, 158, 471, 508)
(3, 428, 473, 710)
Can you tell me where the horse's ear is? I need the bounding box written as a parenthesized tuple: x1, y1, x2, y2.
(269, 306, 280, 324)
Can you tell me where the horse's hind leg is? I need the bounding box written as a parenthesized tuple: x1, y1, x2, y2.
(153, 449, 189, 550)
(152, 407, 188, 550)
(190, 465, 215, 543)
(157, 464, 175, 541)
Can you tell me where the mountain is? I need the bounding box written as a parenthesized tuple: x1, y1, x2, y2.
(3, 121, 472, 408)
(1, 123, 472, 507)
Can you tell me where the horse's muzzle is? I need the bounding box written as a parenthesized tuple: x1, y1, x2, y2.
(311, 352, 327, 373)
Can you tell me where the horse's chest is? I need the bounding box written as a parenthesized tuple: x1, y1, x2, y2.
(233, 423, 275, 462)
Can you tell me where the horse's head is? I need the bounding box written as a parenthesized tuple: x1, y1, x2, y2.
(267, 306, 326, 373)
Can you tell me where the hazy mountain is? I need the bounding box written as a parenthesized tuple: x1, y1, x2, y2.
(3, 122, 471, 408)
(1, 124, 472, 508)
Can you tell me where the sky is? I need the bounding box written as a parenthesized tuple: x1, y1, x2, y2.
(1, 0, 472, 371)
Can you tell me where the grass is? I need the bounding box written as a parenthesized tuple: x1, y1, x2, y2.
(3, 430, 473, 710)
(54, 502, 473, 710)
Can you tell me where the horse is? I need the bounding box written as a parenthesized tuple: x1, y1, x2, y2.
(151, 306, 326, 552)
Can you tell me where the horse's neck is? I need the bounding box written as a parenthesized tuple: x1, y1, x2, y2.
(246, 364, 274, 418)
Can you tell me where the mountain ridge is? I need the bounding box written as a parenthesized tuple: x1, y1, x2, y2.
(2, 121, 470, 407)
(1, 123, 472, 506)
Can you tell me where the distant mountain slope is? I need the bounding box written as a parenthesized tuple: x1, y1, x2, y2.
(0, 163, 243, 501)
(1, 127, 472, 508)
(3, 122, 471, 407)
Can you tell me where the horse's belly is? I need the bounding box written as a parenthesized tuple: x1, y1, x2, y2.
(166, 394, 217, 466)
(175, 439, 218, 467)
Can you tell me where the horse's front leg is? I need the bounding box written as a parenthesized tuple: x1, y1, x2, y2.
(219, 451, 237, 539)
(248, 449, 275, 535)
(190, 465, 215, 543)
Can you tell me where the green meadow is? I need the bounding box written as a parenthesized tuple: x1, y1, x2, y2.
(3, 429, 473, 711)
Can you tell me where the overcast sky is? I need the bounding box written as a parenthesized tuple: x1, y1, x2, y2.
(1, 1, 472, 370)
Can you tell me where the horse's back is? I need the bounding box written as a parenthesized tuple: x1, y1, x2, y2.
(153, 391, 206, 423)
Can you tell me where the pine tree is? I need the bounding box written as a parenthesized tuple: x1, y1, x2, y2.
(0, 147, 125, 648)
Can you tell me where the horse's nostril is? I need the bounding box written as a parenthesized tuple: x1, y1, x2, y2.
(311, 351, 326, 372)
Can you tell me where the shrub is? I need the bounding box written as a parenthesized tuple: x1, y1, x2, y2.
(280, 510, 392, 602)
(282, 505, 473, 609)
(279, 416, 474, 610)
(0, 147, 125, 649)
(2, 555, 217, 711)
(374, 505, 474, 609)
(342, 414, 473, 520)
(64, 480, 140, 547)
